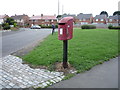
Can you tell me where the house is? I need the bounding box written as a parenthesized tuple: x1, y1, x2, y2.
(76, 13, 93, 25)
(93, 15, 107, 24)
(11, 14, 29, 27)
(0, 15, 9, 24)
(62, 14, 76, 19)
(107, 15, 120, 26)
(29, 14, 58, 26)
(61, 14, 76, 23)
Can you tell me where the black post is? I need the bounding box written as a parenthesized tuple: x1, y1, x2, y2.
(63, 40, 68, 68)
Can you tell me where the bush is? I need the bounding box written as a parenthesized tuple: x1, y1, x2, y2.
(3, 25, 10, 30)
(108, 25, 120, 30)
(81, 25, 96, 29)
(0, 24, 2, 30)
(55, 24, 58, 28)
(108, 25, 113, 29)
(40, 24, 58, 28)
(40, 25, 52, 28)
(2, 23, 10, 30)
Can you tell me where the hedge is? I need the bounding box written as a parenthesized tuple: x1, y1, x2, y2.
(108, 25, 120, 30)
(40, 24, 58, 28)
(81, 25, 96, 29)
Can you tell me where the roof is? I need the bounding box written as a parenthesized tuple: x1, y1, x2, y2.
(0, 15, 8, 19)
(94, 15, 107, 19)
(11, 15, 28, 20)
(62, 14, 76, 18)
(109, 15, 120, 20)
(76, 13, 92, 19)
(30, 15, 57, 20)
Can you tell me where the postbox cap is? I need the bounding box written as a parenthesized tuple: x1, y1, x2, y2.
(59, 17, 73, 24)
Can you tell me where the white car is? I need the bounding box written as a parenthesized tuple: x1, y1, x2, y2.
(31, 25, 41, 29)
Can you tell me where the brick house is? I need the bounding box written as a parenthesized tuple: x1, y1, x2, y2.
(107, 15, 120, 26)
(0, 14, 9, 24)
(11, 14, 29, 27)
(93, 15, 107, 24)
(29, 14, 58, 26)
(76, 13, 93, 25)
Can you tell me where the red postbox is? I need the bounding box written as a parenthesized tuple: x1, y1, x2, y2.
(58, 17, 74, 68)
(58, 17, 73, 40)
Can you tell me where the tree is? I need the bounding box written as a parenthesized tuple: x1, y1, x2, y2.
(2, 23, 10, 30)
(5, 17, 16, 25)
(100, 11, 108, 17)
(2, 18, 17, 30)
(57, 15, 62, 18)
(113, 11, 120, 16)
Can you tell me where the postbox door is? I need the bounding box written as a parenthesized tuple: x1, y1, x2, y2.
(58, 23, 67, 40)
(67, 20, 73, 40)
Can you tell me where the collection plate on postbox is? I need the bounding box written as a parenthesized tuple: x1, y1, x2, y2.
(58, 17, 73, 40)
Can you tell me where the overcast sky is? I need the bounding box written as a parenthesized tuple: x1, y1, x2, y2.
(0, 0, 119, 17)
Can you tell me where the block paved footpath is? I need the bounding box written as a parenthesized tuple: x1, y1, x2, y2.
(0, 55, 64, 89)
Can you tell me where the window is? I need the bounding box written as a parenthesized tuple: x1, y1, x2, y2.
(83, 19, 86, 21)
(101, 19, 104, 21)
(79, 19, 82, 21)
(109, 19, 112, 22)
(96, 19, 98, 21)
(51, 20, 53, 22)
(34, 20, 38, 22)
(45, 20, 49, 22)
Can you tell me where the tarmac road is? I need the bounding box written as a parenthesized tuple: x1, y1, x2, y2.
(1, 28, 53, 57)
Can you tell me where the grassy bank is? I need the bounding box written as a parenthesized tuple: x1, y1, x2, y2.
(22, 29, 119, 72)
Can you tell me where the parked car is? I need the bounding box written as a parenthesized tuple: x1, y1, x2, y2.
(30, 25, 41, 29)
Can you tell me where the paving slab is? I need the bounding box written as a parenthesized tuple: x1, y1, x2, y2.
(0, 55, 64, 89)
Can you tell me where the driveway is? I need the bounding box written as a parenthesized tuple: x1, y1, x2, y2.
(1, 28, 54, 57)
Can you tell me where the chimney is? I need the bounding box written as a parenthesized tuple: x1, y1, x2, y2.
(41, 14, 43, 17)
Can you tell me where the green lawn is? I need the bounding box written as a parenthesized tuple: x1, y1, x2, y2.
(22, 29, 119, 72)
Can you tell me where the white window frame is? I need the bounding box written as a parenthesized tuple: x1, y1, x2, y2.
(101, 19, 104, 21)
(51, 20, 53, 22)
(45, 19, 49, 22)
(79, 19, 82, 21)
(96, 19, 98, 21)
(109, 19, 112, 22)
(83, 19, 86, 21)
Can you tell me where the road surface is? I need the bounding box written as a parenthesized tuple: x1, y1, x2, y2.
(1, 28, 53, 57)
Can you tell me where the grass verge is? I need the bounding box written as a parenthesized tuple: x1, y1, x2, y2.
(22, 29, 119, 73)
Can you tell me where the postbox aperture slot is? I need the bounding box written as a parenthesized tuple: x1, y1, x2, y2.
(59, 23, 65, 25)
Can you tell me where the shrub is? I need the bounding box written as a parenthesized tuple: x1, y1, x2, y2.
(2, 23, 10, 30)
(108, 24, 113, 29)
(55, 24, 58, 28)
(40, 25, 52, 28)
(3, 24, 10, 30)
(40, 24, 58, 28)
(81, 25, 96, 29)
(0, 24, 2, 30)
(108, 25, 120, 30)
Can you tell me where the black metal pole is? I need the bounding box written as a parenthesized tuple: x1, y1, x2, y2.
(63, 40, 68, 68)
